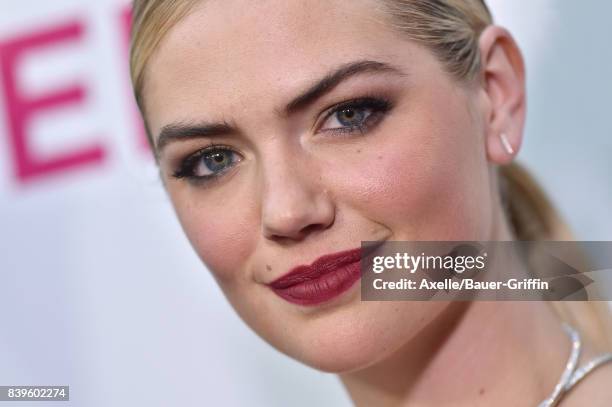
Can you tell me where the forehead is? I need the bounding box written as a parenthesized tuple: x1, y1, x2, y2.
(143, 0, 415, 135)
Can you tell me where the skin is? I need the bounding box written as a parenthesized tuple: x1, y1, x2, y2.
(140, 0, 612, 405)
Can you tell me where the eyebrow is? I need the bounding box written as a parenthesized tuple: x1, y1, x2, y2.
(155, 59, 405, 152)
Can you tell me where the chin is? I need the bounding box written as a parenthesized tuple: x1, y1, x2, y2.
(274, 301, 451, 373)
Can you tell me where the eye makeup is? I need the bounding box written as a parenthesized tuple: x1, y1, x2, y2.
(169, 93, 395, 185)
(316, 95, 393, 136)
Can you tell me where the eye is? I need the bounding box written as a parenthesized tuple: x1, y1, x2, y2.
(194, 149, 235, 176)
(172, 144, 242, 182)
(318, 97, 392, 135)
(327, 106, 370, 129)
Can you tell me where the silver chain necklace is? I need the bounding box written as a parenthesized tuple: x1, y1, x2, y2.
(537, 323, 612, 407)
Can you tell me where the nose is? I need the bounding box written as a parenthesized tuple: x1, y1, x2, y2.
(260, 155, 335, 242)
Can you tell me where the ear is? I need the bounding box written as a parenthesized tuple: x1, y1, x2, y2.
(478, 25, 526, 164)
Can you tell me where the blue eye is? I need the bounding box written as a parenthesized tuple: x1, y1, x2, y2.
(199, 150, 234, 175)
(173, 145, 241, 182)
(336, 107, 368, 126)
(171, 97, 392, 185)
(319, 97, 392, 135)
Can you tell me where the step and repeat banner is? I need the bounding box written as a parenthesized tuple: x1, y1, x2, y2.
(1, 1, 610, 406)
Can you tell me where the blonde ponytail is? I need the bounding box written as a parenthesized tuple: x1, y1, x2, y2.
(499, 162, 612, 351)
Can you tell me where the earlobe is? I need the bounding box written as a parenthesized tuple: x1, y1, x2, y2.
(486, 130, 517, 165)
(478, 25, 526, 165)
(493, 132, 516, 164)
(499, 132, 514, 155)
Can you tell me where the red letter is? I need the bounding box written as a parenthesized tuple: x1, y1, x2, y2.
(0, 21, 106, 183)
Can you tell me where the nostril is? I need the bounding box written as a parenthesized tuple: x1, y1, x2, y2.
(299, 222, 328, 236)
(265, 221, 330, 244)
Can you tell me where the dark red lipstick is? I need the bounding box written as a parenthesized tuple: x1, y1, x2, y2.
(268, 247, 363, 306)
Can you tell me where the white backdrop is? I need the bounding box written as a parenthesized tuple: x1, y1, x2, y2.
(1, 1, 610, 406)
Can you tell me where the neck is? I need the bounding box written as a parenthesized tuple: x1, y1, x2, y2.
(340, 301, 571, 406)
(340, 193, 572, 406)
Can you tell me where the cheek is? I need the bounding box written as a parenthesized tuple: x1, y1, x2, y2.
(166, 185, 259, 283)
(326, 93, 490, 240)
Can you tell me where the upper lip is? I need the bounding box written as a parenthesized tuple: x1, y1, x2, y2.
(267, 240, 385, 289)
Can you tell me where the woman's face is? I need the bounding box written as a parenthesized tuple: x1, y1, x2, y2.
(143, 0, 496, 371)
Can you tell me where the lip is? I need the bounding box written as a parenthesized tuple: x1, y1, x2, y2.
(267, 242, 382, 306)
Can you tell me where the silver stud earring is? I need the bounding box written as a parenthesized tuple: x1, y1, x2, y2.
(499, 133, 514, 155)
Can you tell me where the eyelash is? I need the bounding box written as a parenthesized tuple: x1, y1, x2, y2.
(171, 142, 239, 185)
(317, 96, 393, 136)
(172, 95, 393, 184)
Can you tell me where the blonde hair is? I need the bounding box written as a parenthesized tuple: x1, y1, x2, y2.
(129, 0, 612, 349)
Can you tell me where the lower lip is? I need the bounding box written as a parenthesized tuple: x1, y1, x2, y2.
(269, 259, 362, 306)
